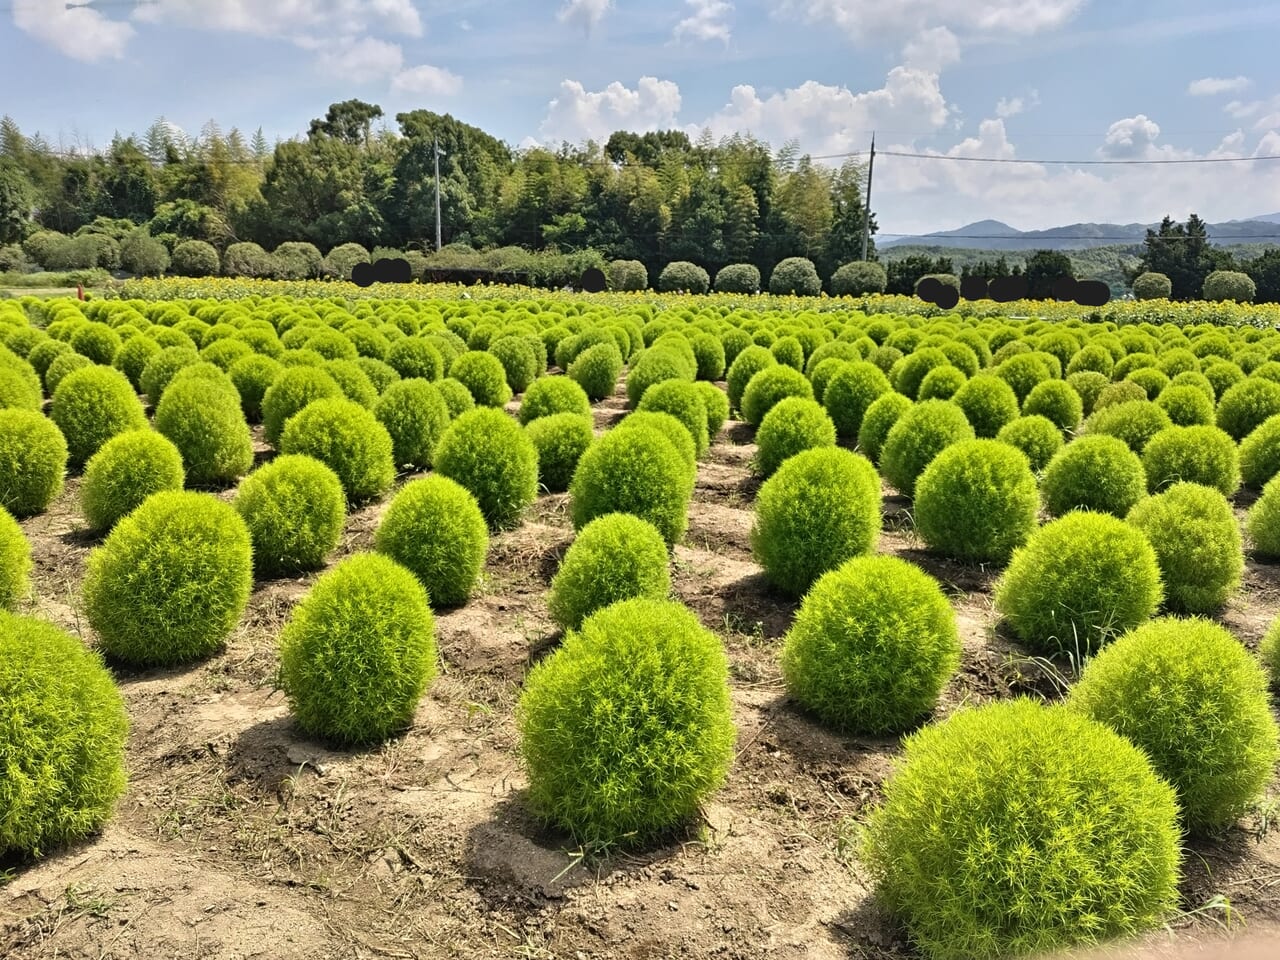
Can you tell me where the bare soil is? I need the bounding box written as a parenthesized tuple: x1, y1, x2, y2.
(3, 378, 1279, 960)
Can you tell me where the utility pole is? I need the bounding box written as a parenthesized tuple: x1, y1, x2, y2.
(433, 135, 445, 252)
(860, 132, 875, 262)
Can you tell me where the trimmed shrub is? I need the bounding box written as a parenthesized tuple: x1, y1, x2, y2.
(830, 260, 887, 297)
(995, 415, 1063, 473)
(42, 353, 92, 398)
(626, 348, 693, 409)
(725, 344, 777, 416)
(781, 555, 959, 733)
(607, 259, 648, 291)
(618, 411, 696, 480)
(1022, 379, 1083, 431)
(857, 391, 914, 465)
(1069, 617, 1278, 834)
(70, 324, 120, 366)
(881, 400, 975, 498)
(569, 423, 692, 545)
(1041, 435, 1147, 518)
(374, 378, 449, 470)
(261, 366, 343, 447)
(548, 513, 670, 631)
(279, 553, 436, 746)
(714, 263, 761, 294)
(0, 612, 128, 857)
(740, 364, 813, 427)
(517, 597, 734, 848)
(1141, 425, 1239, 496)
(994, 511, 1162, 655)
(754, 396, 836, 477)
(1262, 618, 1280, 688)
(520, 376, 592, 425)
(82, 491, 253, 666)
(861, 698, 1181, 960)
(1203, 269, 1256, 302)
(374, 475, 488, 607)
(435, 376, 475, 418)
(657, 261, 711, 294)
(1128, 482, 1243, 614)
(638, 379, 710, 457)
(138, 345, 197, 407)
(568, 341, 623, 402)
(1240, 415, 1280, 489)
(1125, 367, 1170, 400)
(914, 439, 1039, 563)
(1133, 271, 1173, 300)
(916, 364, 966, 401)
(434, 407, 538, 530)
(1156, 383, 1215, 427)
(1217, 377, 1280, 441)
(227, 354, 283, 423)
(49, 366, 147, 468)
(490, 335, 540, 394)
(751, 448, 881, 597)
(892, 347, 950, 400)
(697, 382, 730, 439)
(1247, 473, 1280, 558)
(690, 333, 726, 382)
(449, 350, 512, 408)
(80, 430, 184, 533)
(0, 507, 31, 610)
(769, 257, 822, 296)
(154, 378, 253, 487)
(171, 240, 220, 277)
(234, 455, 346, 577)
(822, 361, 890, 439)
(322, 359, 378, 408)
(386, 338, 443, 381)
(952, 374, 1020, 439)
(0, 410, 66, 517)
(356, 357, 400, 394)
(1066, 371, 1111, 418)
(1085, 399, 1172, 454)
(527, 413, 594, 492)
(279, 398, 396, 504)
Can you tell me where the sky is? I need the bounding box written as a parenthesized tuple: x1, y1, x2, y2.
(4, 0, 1280, 237)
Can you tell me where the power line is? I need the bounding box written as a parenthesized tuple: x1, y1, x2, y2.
(869, 150, 1280, 166)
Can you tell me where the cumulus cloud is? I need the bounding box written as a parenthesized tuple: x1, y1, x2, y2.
(391, 64, 464, 97)
(12, 0, 135, 62)
(901, 26, 960, 73)
(538, 77, 683, 145)
(1097, 114, 1195, 161)
(557, 0, 613, 32)
(1188, 76, 1251, 96)
(131, 0, 423, 39)
(307, 36, 405, 83)
(995, 90, 1039, 118)
(673, 0, 734, 44)
(781, 0, 1088, 42)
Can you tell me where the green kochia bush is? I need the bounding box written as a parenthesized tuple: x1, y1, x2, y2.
(996, 415, 1063, 472)
(373, 378, 448, 470)
(0, 409, 67, 517)
(861, 698, 1181, 960)
(435, 377, 475, 418)
(751, 448, 881, 597)
(280, 398, 397, 505)
(279, 553, 436, 746)
(42, 353, 92, 398)
(449, 351, 512, 408)
(822, 361, 889, 439)
(1140, 425, 1239, 496)
(140, 346, 200, 407)
(517, 598, 735, 848)
(261, 366, 343, 447)
(1156, 383, 1215, 426)
(1068, 617, 1278, 834)
(154, 378, 253, 487)
(1021, 379, 1083, 431)
(228, 354, 283, 423)
(0, 612, 129, 857)
(569, 423, 692, 545)
(234, 455, 346, 577)
(994, 511, 1163, 656)
(754, 397, 836, 477)
(626, 348, 693, 409)
(526, 413, 594, 492)
(548, 513, 671, 631)
(434, 407, 539, 530)
(374, 475, 488, 607)
(568, 342, 623, 402)
(697, 382, 730, 438)
(1240, 415, 1280, 489)
(519, 375, 592, 425)
(0, 507, 31, 610)
(881, 400, 975, 498)
(1262, 618, 1280, 688)
(916, 364, 966, 401)
(1086, 400, 1172, 454)
(725, 345, 776, 415)
(857, 392, 913, 465)
(82, 491, 253, 667)
(50, 366, 147, 468)
(638, 379, 710, 457)
(1247, 474, 1280, 558)
(81, 430, 185, 533)
(781, 555, 959, 734)
(914, 439, 1039, 563)
(1216, 377, 1280, 441)
(1041, 435, 1148, 518)
(1127, 482, 1243, 614)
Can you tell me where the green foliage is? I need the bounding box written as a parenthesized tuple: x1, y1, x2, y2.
(222, 241, 274, 278)
(279, 553, 436, 746)
(228, 354, 283, 423)
(1141, 425, 1240, 496)
(994, 511, 1163, 655)
(548, 513, 671, 632)
(1133, 271, 1173, 300)
(713, 263, 761, 294)
(386, 338, 443, 380)
(49, 365, 147, 468)
(1261, 618, 1280, 689)
(1125, 367, 1169, 400)
(770, 335, 805, 371)
(952, 373, 1020, 438)
(70, 323, 120, 365)
(1068, 617, 1278, 834)
(1203, 269, 1256, 303)
(83, 491, 253, 667)
(782, 555, 959, 733)
(0, 506, 30, 610)
(517, 598, 734, 848)
(638, 379, 710, 457)
(140, 346, 200, 406)
(171, 240, 220, 277)
(42, 352, 92, 397)
(280, 398, 396, 504)
(769, 257, 821, 296)
(1240, 415, 1280, 489)
(995, 415, 1063, 472)
(607, 259, 648, 291)
(861, 698, 1181, 960)
(626, 347, 694, 409)
(830, 260, 887, 296)
(725, 344, 776, 415)
(1041, 435, 1147, 518)
(519, 375, 591, 425)
(1085, 399, 1172, 454)
(657, 261, 711, 294)
(857, 391, 914, 465)
(0, 409, 66, 517)
(489, 334, 540, 393)
(740, 363, 813, 427)
(1128, 482, 1243, 614)
(374, 475, 488, 607)
(154, 377, 253, 487)
(914, 439, 1039, 563)
(373, 378, 448, 470)
(892, 347, 950, 400)
(527, 413, 594, 493)
(1216, 377, 1280, 441)
(1246, 473, 1280, 558)
(754, 396, 836, 477)
(822, 361, 890, 439)
(568, 341, 623, 402)
(881, 399, 975, 498)
(449, 350, 512, 408)
(916, 364, 966, 401)
(261, 365, 343, 447)
(434, 407, 538, 529)
(1021, 379, 1083, 431)
(435, 376, 475, 418)
(0, 365, 43, 413)
(690, 333, 726, 381)
(1155, 383, 1215, 427)
(80, 430, 185, 533)
(697, 381, 730, 439)
(0, 612, 128, 857)
(234, 455, 346, 577)
(751, 448, 881, 597)
(322, 358, 378, 408)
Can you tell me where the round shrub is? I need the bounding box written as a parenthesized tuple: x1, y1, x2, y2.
(697, 381, 730, 438)
(490, 335, 540, 394)
(892, 347, 950, 400)
(1217, 377, 1280, 441)
(1247, 474, 1280, 558)
(434, 407, 538, 530)
(387, 338, 444, 381)
(725, 345, 777, 415)
(1262, 618, 1280, 688)
(770, 335, 805, 372)
(517, 597, 734, 848)
(279, 553, 436, 746)
(1041, 435, 1147, 518)
(713, 263, 760, 294)
(373, 378, 448, 470)
(1067, 370, 1110, 416)
(519, 375, 591, 425)
(768, 257, 821, 296)
(279, 398, 396, 504)
(1127, 482, 1242, 614)
(916, 364, 966, 401)
(227, 354, 282, 424)
(781, 555, 959, 733)
(82, 491, 253, 666)
(914, 439, 1039, 563)
(27, 339, 73, 385)
(995, 415, 1063, 472)
(638, 379, 710, 457)
(740, 364, 813, 427)
(261, 366, 343, 447)
(449, 351, 511, 408)
(657, 261, 711, 294)
(690, 333, 726, 381)
(1240, 415, 1280, 489)
(233, 455, 346, 577)
(822, 361, 890, 439)
(881, 400, 974, 498)
(1141, 425, 1239, 496)
(0, 409, 66, 517)
(435, 376, 475, 418)
(140, 346, 200, 407)
(830, 260, 887, 297)
(994, 353, 1052, 405)
(111, 334, 159, 390)
(356, 356, 400, 394)
(374, 475, 488, 607)
(527, 413, 594, 493)
(1156, 383, 1215, 427)
(171, 239, 220, 277)
(754, 396, 836, 477)
(1022, 379, 1083, 431)
(1085, 399, 1172, 454)
(568, 341, 623, 402)
(49, 366, 147, 468)
(1068, 617, 1278, 833)
(751, 447, 881, 597)
(80, 430, 184, 533)
(607, 258, 648, 291)
(952, 373, 1020, 438)
(1203, 269, 1256, 302)
(0, 507, 31, 610)
(70, 323, 120, 365)
(154, 378, 253, 488)
(618, 411, 696, 481)
(994, 511, 1162, 655)
(1133, 271, 1173, 299)
(0, 612, 128, 857)
(861, 698, 1181, 960)
(857, 391, 914, 465)
(322, 359, 378, 409)
(569, 423, 692, 545)
(548, 513, 671, 632)
(0, 363, 40, 412)
(626, 348, 693, 409)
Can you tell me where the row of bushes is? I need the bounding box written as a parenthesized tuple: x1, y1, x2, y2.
(637, 257, 887, 297)
(1133, 269, 1260, 303)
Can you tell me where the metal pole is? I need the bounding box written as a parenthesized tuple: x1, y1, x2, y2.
(860, 132, 875, 262)
(433, 135, 443, 252)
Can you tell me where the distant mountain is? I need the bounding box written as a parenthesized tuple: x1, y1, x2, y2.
(880, 216, 1280, 251)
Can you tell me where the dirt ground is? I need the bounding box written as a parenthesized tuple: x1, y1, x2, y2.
(2, 373, 1279, 960)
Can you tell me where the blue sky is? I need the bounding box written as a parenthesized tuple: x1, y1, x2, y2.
(5, 0, 1280, 235)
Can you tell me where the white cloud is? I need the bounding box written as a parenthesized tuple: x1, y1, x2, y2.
(557, 0, 613, 32)
(131, 0, 423, 39)
(311, 37, 405, 83)
(13, 0, 135, 62)
(673, 0, 734, 44)
(995, 90, 1039, 118)
(1096, 114, 1196, 161)
(538, 77, 683, 145)
(391, 64, 464, 97)
(780, 0, 1088, 42)
(1188, 76, 1251, 96)
(901, 26, 960, 73)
